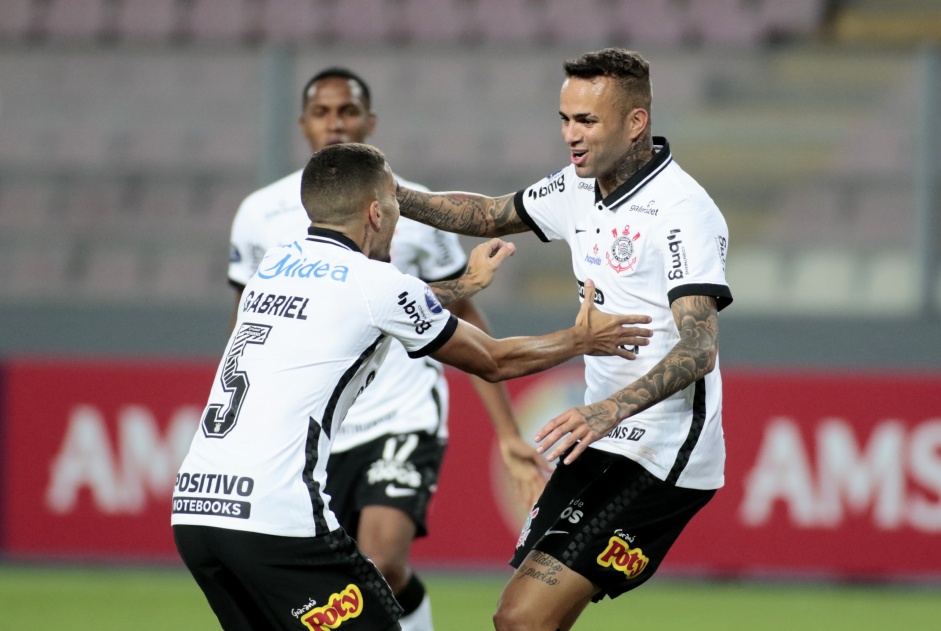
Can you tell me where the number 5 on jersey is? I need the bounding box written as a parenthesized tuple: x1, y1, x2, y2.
(202, 323, 272, 438)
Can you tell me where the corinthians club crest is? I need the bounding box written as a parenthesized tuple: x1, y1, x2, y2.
(606, 225, 641, 273)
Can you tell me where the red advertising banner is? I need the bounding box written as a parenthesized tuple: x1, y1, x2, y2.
(2, 359, 940, 579)
(1, 359, 212, 561)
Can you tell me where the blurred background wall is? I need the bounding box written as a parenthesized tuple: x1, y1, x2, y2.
(1, 0, 940, 368)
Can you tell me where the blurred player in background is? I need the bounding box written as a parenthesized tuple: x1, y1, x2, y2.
(227, 68, 550, 631)
(395, 48, 733, 630)
(176, 142, 653, 631)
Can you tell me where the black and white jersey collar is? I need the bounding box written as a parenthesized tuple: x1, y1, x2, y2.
(307, 227, 362, 254)
(593, 136, 672, 212)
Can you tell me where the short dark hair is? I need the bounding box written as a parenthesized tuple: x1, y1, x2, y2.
(564, 48, 651, 112)
(301, 143, 387, 225)
(301, 67, 372, 112)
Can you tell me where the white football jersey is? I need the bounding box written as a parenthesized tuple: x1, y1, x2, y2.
(514, 138, 733, 490)
(228, 169, 467, 451)
(173, 229, 458, 537)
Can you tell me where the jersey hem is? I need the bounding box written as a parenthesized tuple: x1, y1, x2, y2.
(407, 315, 458, 358)
(667, 283, 733, 311)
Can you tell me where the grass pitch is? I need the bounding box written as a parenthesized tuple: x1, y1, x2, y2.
(1, 564, 939, 630)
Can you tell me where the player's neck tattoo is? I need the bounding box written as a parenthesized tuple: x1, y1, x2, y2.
(599, 131, 653, 197)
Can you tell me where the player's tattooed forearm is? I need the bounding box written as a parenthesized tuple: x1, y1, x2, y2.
(608, 295, 718, 424)
(428, 279, 471, 307)
(517, 551, 564, 586)
(396, 187, 524, 237)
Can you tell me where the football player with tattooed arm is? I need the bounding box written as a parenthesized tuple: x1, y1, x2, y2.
(173, 143, 654, 631)
(227, 67, 554, 631)
(395, 48, 733, 631)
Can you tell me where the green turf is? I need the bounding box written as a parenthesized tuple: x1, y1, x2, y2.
(1, 565, 939, 630)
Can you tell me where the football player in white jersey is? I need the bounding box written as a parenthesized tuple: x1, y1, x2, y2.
(394, 49, 733, 630)
(173, 143, 653, 631)
(228, 68, 551, 631)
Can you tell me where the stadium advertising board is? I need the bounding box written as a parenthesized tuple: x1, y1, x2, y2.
(2, 359, 940, 579)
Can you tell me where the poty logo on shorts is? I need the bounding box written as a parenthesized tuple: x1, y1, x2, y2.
(301, 584, 363, 631)
(596, 535, 649, 579)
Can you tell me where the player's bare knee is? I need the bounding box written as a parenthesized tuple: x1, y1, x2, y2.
(493, 599, 541, 631)
(370, 555, 409, 592)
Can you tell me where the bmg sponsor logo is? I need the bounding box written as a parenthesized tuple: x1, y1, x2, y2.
(596, 535, 649, 579)
(528, 173, 565, 200)
(397, 291, 432, 334)
(667, 229, 688, 281)
(301, 584, 364, 631)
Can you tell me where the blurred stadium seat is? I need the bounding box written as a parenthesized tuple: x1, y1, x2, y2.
(0, 0, 34, 41)
(0, 0, 836, 46)
(115, 0, 179, 42)
(0, 0, 934, 319)
(44, 0, 110, 42)
(258, 0, 333, 43)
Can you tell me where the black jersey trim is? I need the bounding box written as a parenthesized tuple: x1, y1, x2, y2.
(321, 334, 386, 439)
(666, 378, 706, 485)
(422, 265, 467, 284)
(307, 227, 362, 253)
(228, 279, 245, 291)
(301, 419, 332, 535)
(667, 283, 734, 312)
(407, 315, 458, 359)
(595, 137, 672, 211)
(513, 189, 551, 243)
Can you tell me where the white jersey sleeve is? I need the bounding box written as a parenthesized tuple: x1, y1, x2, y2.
(367, 268, 458, 358)
(511, 167, 577, 243)
(228, 194, 267, 287)
(655, 198, 732, 310)
(392, 217, 468, 282)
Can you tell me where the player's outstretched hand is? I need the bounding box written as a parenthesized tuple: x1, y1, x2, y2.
(464, 238, 516, 290)
(534, 400, 619, 465)
(576, 280, 652, 359)
(497, 434, 552, 507)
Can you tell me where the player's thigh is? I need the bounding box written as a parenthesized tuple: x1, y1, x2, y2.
(533, 455, 715, 602)
(173, 525, 270, 631)
(496, 549, 596, 630)
(356, 505, 417, 568)
(217, 528, 404, 630)
(353, 431, 445, 538)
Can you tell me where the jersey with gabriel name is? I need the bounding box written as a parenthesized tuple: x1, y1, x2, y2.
(172, 228, 458, 537)
(514, 137, 733, 490)
(228, 169, 467, 452)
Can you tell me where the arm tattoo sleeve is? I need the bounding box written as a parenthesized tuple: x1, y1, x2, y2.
(587, 295, 719, 435)
(428, 278, 474, 308)
(397, 187, 527, 237)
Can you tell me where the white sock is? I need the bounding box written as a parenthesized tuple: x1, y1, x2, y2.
(398, 593, 434, 631)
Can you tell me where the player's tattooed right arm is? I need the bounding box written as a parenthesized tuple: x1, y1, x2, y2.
(429, 239, 516, 306)
(396, 185, 529, 238)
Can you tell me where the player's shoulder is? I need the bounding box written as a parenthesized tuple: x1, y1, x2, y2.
(523, 164, 584, 198)
(658, 162, 724, 219)
(237, 169, 304, 216)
